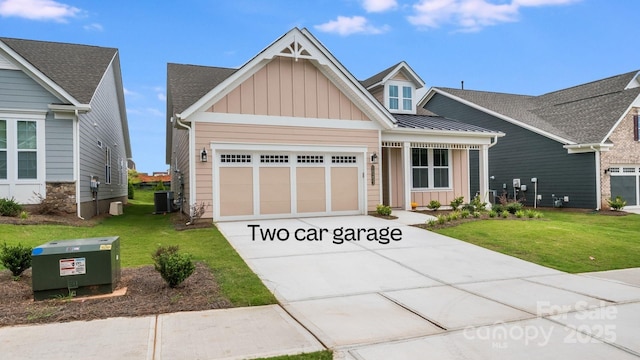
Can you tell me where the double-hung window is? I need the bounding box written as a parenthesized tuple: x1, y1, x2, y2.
(387, 82, 414, 113)
(411, 148, 450, 189)
(17, 121, 37, 179)
(105, 147, 112, 184)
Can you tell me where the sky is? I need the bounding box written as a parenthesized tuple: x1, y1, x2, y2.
(0, 0, 638, 174)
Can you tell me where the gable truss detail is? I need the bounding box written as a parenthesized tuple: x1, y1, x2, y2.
(277, 38, 313, 62)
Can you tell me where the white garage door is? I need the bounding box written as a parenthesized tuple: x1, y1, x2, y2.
(214, 148, 365, 221)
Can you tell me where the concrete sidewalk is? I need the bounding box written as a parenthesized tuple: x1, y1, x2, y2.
(0, 305, 324, 360)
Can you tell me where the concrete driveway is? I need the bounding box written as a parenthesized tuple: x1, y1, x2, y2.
(217, 212, 640, 359)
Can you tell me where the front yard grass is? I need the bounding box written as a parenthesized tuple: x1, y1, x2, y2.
(433, 210, 640, 273)
(0, 192, 276, 307)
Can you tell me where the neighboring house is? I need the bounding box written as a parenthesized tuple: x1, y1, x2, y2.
(166, 28, 502, 222)
(0, 37, 131, 218)
(137, 172, 171, 189)
(422, 70, 640, 210)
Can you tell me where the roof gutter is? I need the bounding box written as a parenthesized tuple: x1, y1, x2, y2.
(48, 104, 91, 113)
(385, 126, 505, 138)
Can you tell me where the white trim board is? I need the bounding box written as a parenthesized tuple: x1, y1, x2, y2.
(190, 112, 384, 130)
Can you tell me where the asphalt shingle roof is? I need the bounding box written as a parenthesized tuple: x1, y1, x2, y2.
(394, 114, 501, 134)
(435, 70, 640, 144)
(167, 63, 237, 115)
(1, 37, 117, 104)
(360, 62, 402, 89)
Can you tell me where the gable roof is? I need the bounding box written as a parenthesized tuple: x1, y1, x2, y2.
(430, 70, 640, 145)
(167, 63, 236, 115)
(361, 61, 425, 90)
(0, 37, 118, 104)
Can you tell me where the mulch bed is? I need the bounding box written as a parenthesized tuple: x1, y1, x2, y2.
(0, 262, 232, 327)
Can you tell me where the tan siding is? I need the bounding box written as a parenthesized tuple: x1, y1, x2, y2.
(390, 148, 404, 207)
(194, 123, 380, 213)
(392, 72, 409, 81)
(370, 87, 384, 106)
(207, 57, 369, 121)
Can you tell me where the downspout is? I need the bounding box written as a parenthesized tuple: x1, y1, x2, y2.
(75, 109, 84, 219)
(591, 146, 602, 210)
(174, 115, 195, 217)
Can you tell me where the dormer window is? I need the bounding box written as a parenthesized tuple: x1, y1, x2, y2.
(387, 81, 414, 113)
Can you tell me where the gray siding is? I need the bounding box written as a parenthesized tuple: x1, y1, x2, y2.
(45, 117, 74, 181)
(0, 69, 59, 109)
(78, 60, 128, 207)
(426, 94, 598, 209)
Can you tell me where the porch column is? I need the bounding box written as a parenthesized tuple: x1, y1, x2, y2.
(403, 142, 412, 210)
(478, 144, 490, 204)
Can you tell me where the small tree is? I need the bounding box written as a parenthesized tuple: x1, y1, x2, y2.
(154, 181, 166, 191)
(128, 181, 135, 199)
(450, 196, 464, 211)
(1, 242, 32, 278)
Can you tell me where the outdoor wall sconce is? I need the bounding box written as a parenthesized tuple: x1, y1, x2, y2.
(370, 152, 378, 164)
(200, 148, 208, 162)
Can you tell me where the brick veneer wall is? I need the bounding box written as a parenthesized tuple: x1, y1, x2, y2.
(600, 107, 640, 208)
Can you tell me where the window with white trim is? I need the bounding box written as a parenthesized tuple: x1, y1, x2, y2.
(297, 155, 324, 163)
(331, 155, 357, 164)
(411, 148, 450, 189)
(105, 146, 112, 184)
(17, 121, 37, 179)
(387, 82, 414, 113)
(260, 155, 289, 163)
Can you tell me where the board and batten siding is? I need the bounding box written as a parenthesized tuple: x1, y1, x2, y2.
(78, 60, 128, 208)
(170, 125, 190, 212)
(426, 93, 597, 208)
(208, 57, 369, 121)
(194, 123, 380, 219)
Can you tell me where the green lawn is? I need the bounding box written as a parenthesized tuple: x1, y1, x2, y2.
(434, 210, 640, 273)
(0, 190, 276, 307)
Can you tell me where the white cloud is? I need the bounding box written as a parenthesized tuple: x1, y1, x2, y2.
(362, 0, 398, 12)
(83, 23, 103, 31)
(157, 93, 166, 102)
(0, 0, 81, 22)
(315, 16, 390, 36)
(408, 0, 579, 32)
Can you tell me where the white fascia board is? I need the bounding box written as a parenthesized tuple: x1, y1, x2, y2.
(601, 94, 640, 143)
(564, 143, 614, 154)
(179, 28, 396, 130)
(300, 28, 396, 129)
(382, 131, 497, 146)
(0, 41, 81, 106)
(428, 88, 576, 145)
(48, 104, 91, 112)
(384, 62, 425, 88)
(190, 112, 383, 130)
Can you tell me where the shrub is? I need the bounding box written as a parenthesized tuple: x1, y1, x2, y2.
(515, 210, 525, 218)
(460, 209, 470, 219)
(450, 196, 464, 211)
(437, 214, 447, 224)
(448, 211, 460, 221)
(473, 211, 482, 218)
(506, 202, 523, 214)
(427, 200, 441, 211)
(0, 198, 22, 217)
(152, 246, 195, 288)
(188, 202, 210, 224)
(154, 181, 166, 191)
(488, 210, 497, 218)
(376, 204, 392, 216)
(464, 195, 487, 212)
(492, 204, 505, 213)
(426, 219, 437, 227)
(501, 210, 510, 218)
(19, 211, 28, 219)
(607, 196, 627, 211)
(1, 242, 32, 278)
(128, 181, 135, 200)
(534, 212, 544, 219)
(525, 209, 536, 218)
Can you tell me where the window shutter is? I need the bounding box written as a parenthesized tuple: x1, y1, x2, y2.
(634, 115, 639, 141)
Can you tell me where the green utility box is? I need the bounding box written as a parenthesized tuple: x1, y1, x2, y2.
(31, 236, 120, 300)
